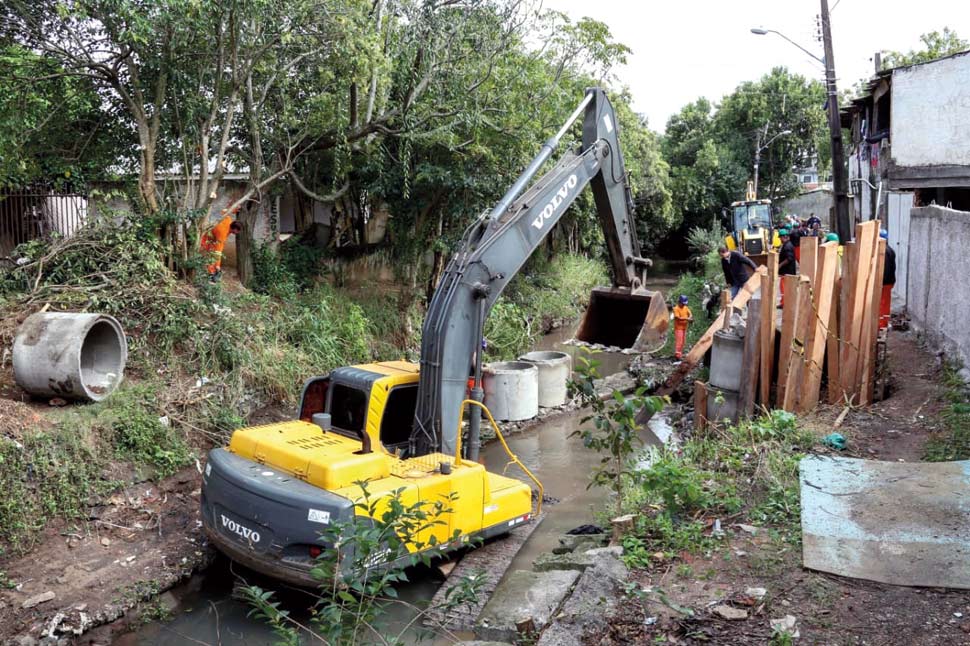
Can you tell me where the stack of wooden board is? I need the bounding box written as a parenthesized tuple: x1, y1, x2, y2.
(691, 220, 887, 428)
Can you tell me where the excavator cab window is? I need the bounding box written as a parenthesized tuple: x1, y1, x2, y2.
(380, 385, 418, 451)
(328, 383, 368, 440)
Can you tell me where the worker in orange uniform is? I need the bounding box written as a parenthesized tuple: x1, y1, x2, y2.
(879, 229, 895, 330)
(672, 294, 694, 361)
(200, 212, 242, 281)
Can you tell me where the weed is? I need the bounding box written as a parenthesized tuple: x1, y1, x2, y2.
(924, 364, 970, 461)
(0, 427, 111, 553)
(137, 598, 173, 624)
(569, 351, 667, 514)
(242, 483, 483, 645)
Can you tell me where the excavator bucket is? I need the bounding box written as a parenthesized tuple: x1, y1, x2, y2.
(576, 287, 669, 351)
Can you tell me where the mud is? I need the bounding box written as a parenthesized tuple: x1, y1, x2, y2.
(0, 467, 212, 645)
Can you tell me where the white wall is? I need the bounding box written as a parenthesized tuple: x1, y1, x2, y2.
(907, 206, 970, 369)
(891, 53, 970, 168)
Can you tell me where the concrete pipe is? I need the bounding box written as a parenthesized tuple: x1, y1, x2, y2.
(518, 350, 572, 408)
(482, 361, 539, 421)
(13, 312, 128, 402)
(709, 329, 744, 391)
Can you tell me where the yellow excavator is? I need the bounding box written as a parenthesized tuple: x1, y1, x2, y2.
(200, 88, 668, 585)
(724, 182, 780, 265)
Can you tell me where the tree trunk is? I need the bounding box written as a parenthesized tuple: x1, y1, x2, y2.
(236, 202, 258, 285)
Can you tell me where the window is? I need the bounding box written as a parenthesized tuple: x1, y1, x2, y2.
(329, 384, 367, 436)
(802, 175, 813, 183)
(380, 385, 418, 448)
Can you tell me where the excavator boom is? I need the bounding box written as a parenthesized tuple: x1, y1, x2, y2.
(411, 88, 667, 457)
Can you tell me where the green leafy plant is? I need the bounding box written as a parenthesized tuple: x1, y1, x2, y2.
(242, 483, 483, 645)
(568, 350, 667, 513)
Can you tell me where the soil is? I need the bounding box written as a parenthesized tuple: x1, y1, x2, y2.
(0, 365, 212, 645)
(594, 329, 970, 646)
(0, 465, 212, 645)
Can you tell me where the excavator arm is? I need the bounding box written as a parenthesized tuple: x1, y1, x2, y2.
(410, 88, 666, 458)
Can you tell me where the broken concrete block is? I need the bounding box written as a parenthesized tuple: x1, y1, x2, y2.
(475, 569, 580, 642)
(536, 557, 630, 646)
(712, 604, 748, 620)
(22, 591, 56, 609)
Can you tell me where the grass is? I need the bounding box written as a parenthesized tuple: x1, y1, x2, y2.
(618, 410, 815, 564)
(923, 364, 970, 461)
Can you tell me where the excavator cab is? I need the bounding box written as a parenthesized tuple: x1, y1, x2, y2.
(576, 286, 669, 350)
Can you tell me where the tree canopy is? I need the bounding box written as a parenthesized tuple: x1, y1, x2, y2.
(882, 28, 969, 69)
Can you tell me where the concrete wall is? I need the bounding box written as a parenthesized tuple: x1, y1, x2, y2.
(777, 189, 833, 222)
(907, 205, 970, 367)
(892, 52, 970, 168)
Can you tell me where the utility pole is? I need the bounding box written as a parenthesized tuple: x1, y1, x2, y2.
(820, 0, 852, 243)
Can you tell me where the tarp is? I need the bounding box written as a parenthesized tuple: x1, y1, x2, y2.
(800, 455, 970, 589)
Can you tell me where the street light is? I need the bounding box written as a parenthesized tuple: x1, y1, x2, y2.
(749, 27, 824, 65)
(753, 129, 792, 198)
(752, 3, 852, 244)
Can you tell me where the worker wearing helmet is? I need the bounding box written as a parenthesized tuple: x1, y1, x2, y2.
(672, 294, 693, 361)
(200, 211, 242, 281)
(880, 229, 895, 330)
(777, 229, 797, 307)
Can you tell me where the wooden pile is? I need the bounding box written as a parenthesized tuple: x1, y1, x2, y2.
(691, 220, 886, 429)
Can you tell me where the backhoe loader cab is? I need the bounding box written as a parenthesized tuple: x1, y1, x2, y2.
(725, 199, 780, 263)
(201, 361, 534, 586)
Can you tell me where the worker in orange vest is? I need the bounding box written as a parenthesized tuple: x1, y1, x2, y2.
(673, 294, 694, 361)
(200, 212, 241, 281)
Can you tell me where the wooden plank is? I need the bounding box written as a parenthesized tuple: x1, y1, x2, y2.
(739, 296, 762, 417)
(860, 239, 887, 405)
(721, 289, 732, 330)
(693, 380, 708, 431)
(776, 274, 801, 407)
(840, 223, 878, 402)
(800, 235, 819, 286)
(854, 234, 881, 399)
(826, 277, 842, 405)
(783, 277, 813, 412)
(847, 222, 879, 399)
(799, 242, 838, 411)
(759, 252, 779, 406)
(654, 268, 766, 399)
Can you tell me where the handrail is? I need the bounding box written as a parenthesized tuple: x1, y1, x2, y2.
(456, 399, 544, 517)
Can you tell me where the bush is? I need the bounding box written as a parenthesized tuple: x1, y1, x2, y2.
(0, 427, 109, 553)
(485, 253, 608, 360)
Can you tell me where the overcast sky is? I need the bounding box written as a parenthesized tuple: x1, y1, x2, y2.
(543, 0, 970, 132)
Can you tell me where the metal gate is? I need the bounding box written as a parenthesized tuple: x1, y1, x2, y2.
(0, 188, 88, 256)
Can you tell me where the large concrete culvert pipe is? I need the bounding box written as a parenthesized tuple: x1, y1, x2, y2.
(482, 361, 539, 421)
(519, 351, 572, 408)
(13, 312, 128, 402)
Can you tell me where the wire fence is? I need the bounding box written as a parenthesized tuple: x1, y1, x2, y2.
(0, 187, 88, 256)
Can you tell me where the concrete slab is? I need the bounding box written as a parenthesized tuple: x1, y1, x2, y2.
(800, 456, 970, 588)
(423, 518, 543, 632)
(536, 555, 629, 646)
(534, 544, 624, 572)
(475, 569, 580, 642)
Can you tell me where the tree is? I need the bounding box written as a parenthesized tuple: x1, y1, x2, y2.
(883, 28, 969, 69)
